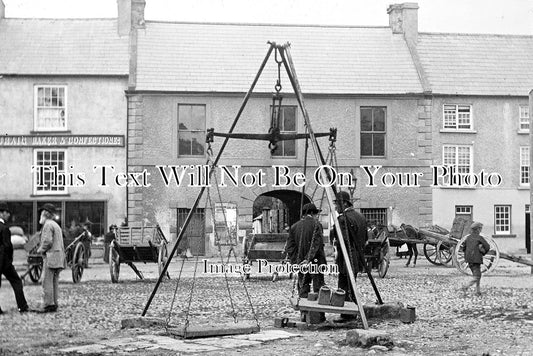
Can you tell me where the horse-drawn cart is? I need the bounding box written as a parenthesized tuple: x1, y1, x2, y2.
(109, 225, 169, 283)
(363, 229, 390, 278)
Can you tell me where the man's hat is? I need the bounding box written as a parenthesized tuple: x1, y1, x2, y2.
(470, 221, 483, 230)
(0, 202, 11, 213)
(302, 203, 321, 214)
(335, 191, 352, 205)
(39, 203, 57, 216)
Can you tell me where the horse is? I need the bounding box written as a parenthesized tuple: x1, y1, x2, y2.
(369, 223, 419, 268)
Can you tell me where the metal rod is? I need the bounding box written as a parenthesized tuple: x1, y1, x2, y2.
(142, 43, 276, 316)
(278, 43, 371, 329)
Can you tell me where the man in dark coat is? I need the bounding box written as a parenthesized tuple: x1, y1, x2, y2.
(285, 203, 327, 298)
(461, 222, 490, 296)
(0, 202, 29, 314)
(330, 191, 368, 317)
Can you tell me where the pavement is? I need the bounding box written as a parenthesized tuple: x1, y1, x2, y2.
(2, 250, 533, 355)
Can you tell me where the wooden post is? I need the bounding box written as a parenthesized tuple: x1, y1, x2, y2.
(529, 89, 533, 274)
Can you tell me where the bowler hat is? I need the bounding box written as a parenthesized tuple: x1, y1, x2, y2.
(302, 203, 321, 214)
(470, 221, 483, 230)
(335, 191, 352, 205)
(39, 203, 57, 216)
(0, 202, 11, 213)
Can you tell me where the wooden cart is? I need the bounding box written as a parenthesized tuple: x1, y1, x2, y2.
(242, 233, 291, 281)
(21, 230, 87, 284)
(109, 225, 169, 283)
(364, 229, 390, 278)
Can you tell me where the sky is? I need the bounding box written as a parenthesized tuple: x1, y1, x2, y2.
(3, 0, 533, 35)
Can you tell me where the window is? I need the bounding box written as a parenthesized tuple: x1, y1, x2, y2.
(443, 104, 472, 130)
(271, 106, 296, 157)
(33, 149, 66, 194)
(361, 107, 386, 157)
(178, 104, 206, 156)
(526, 204, 530, 214)
(520, 146, 529, 185)
(65, 201, 106, 238)
(361, 208, 387, 226)
(455, 206, 472, 215)
(34, 85, 67, 131)
(443, 145, 473, 175)
(519, 105, 530, 132)
(494, 205, 511, 235)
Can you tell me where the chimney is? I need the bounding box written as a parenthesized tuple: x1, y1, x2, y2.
(1, 0, 5, 19)
(131, 0, 146, 29)
(387, 3, 419, 45)
(117, 0, 145, 36)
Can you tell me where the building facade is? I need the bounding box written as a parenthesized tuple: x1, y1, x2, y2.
(0, 4, 130, 238)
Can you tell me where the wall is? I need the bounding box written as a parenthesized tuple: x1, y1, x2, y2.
(431, 96, 530, 252)
(129, 93, 428, 255)
(0, 76, 128, 229)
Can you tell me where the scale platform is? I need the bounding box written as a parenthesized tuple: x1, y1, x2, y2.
(290, 297, 360, 315)
(168, 321, 260, 339)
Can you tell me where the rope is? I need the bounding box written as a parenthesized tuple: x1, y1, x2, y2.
(183, 255, 199, 337)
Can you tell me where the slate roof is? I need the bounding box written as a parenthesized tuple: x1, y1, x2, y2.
(417, 33, 533, 96)
(135, 21, 424, 94)
(0, 18, 129, 75)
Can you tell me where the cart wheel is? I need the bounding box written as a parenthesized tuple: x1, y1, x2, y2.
(436, 240, 453, 266)
(109, 242, 120, 283)
(423, 243, 442, 265)
(158, 242, 170, 279)
(29, 264, 43, 283)
(378, 240, 390, 278)
(72, 243, 85, 283)
(452, 235, 500, 275)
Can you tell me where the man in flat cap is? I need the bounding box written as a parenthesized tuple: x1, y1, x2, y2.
(0, 202, 29, 314)
(461, 221, 490, 296)
(286, 203, 327, 300)
(36, 203, 66, 312)
(330, 191, 368, 320)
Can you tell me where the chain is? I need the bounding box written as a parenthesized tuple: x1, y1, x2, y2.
(165, 255, 187, 333)
(183, 254, 199, 337)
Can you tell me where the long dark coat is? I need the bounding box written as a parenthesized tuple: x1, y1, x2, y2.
(330, 207, 368, 274)
(0, 219, 14, 271)
(286, 215, 326, 265)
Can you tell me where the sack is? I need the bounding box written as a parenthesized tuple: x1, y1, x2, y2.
(478, 243, 488, 255)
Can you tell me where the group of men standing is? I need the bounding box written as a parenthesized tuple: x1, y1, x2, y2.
(0, 202, 66, 314)
(285, 191, 368, 322)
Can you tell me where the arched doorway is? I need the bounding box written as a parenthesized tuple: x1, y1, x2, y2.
(252, 189, 312, 233)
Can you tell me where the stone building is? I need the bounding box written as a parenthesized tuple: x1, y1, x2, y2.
(124, 2, 433, 256)
(0, 0, 129, 237)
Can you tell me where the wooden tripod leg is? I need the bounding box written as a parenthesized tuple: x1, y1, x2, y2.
(279, 44, 369, 329)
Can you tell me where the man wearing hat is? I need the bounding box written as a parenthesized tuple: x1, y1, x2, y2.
(286, 203, 327, 302)
(330, 191, 368, 320)
(461, 222, 490, 296)
(0, 202, 29, 314)
(36, 203, 66, 313)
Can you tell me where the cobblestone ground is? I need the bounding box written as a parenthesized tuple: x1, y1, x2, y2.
(1, 255, 532, 355)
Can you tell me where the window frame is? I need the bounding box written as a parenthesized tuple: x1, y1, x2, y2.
(270, 105, 297, 158)
(177, 104, 206, 157)
(519, 105, 530, 132)
(360, 208, 388, 226)
(520, 146, 530, 186)
(442, 144, 473, 177)
(494, 205, 511, 235)
(360, 106, 387, 158)
(34, 85, 68, 131)
(442, 104, 472, 130)
(33, 149, 68, 195)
